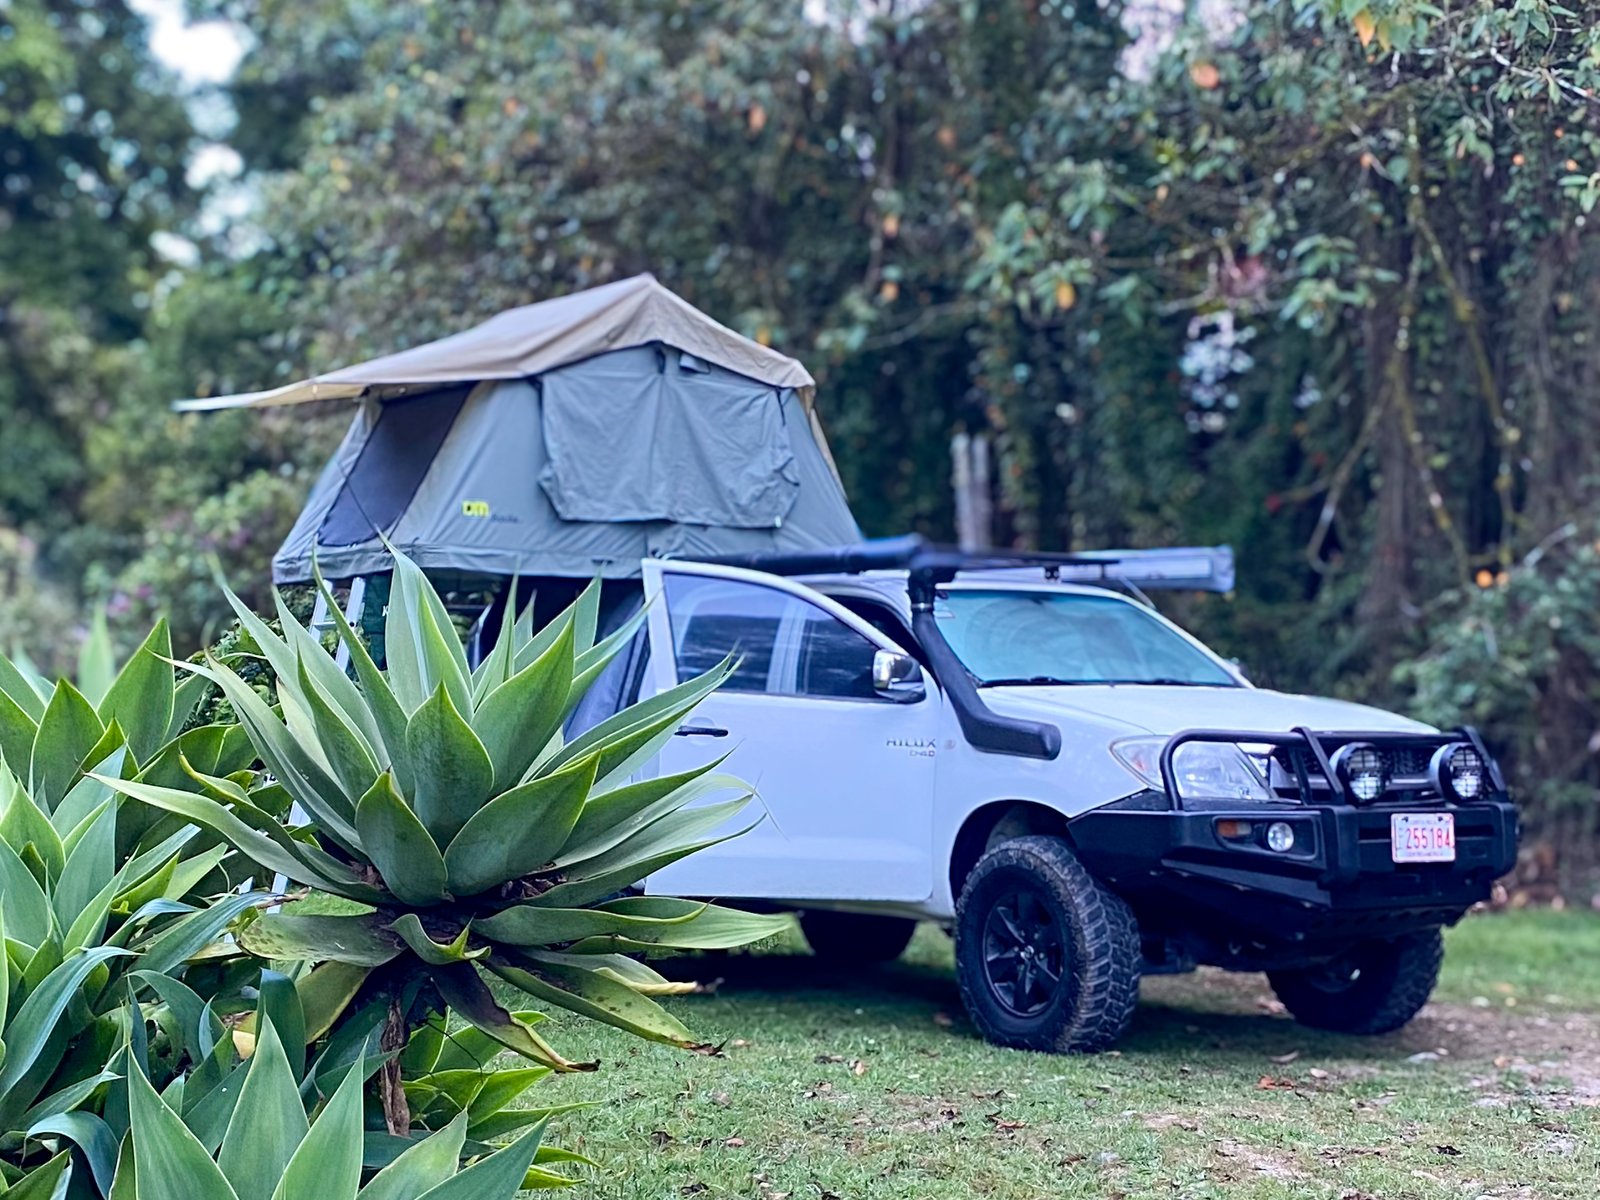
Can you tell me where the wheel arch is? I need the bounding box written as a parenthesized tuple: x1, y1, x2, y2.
(949, 800, 1073, 902)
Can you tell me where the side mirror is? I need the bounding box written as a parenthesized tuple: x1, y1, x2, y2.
(873, 649, 924, 702)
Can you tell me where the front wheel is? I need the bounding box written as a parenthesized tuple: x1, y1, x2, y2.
(954, 836, 1141, 1053)
(1267, 929, 1443, 1035)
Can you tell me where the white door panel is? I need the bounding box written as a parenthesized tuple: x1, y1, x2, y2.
(639, 561, 937, 902)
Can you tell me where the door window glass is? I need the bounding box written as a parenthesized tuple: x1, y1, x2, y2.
(664, 574, 883, 699)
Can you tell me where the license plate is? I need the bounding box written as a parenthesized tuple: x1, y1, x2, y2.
(1391, 812, 1455, 863)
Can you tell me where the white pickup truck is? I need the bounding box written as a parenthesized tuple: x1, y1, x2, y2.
(555, 537, 1517, 1053)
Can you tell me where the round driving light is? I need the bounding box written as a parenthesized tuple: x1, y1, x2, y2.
(1430, 742, 1486, 801)
(1331, 743, 1389, 804)
(1265, 822, 1295, 853)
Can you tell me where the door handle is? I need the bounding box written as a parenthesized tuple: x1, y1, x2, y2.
(674, 725, 729, 738)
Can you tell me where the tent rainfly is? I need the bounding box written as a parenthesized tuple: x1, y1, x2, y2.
(184, 275, 860, 584)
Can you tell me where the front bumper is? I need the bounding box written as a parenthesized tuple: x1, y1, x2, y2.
(1068, 726, 1519, 958)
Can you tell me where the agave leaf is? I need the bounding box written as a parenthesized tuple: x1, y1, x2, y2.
(469, 584, 521, 707)
(312, 561, 412, 791)
(167, 671, 211, 743)
(54, 799, 115, 935)
(129, 1050, 242, 1200)
(273, 589, 384, 755)
(92, 774, 382, 904)
(550, 950, 688, 993)
(52, 754, 122, 836)
(432, 962, 595, 1073)
(17, 1067, 120, 1133)
(129, 970, 223, 1066)
(556, 764, 739, 867)
(412, 1122, 547, 1200)
(442, 756, 595, 897)
(567, 577, 602, 657)
(431, 1012, 546, 1073)
(134, 891, 264, 979)
(0, 650, 47, 723)
(174, 657, 361, 853)
(527, 796, 758, 909)
(473, 620, 574, 793)
(0, 770, 65, 881)
(473, 900, 702, 948)
(0, 682, 40, 778)
(297, 960, 375, 1043)
(0, 834, 52, 946)
(77, 611, 117, 706)
(383, 543, 471, 717)
(540, 655, 733, 784)
(360, 1112, 467, 1200)
(99, 620, 175, 765)
(464, 1068, 550, 1127)
(483, 897, 792, 952)
(405, 684, 493, 848)
(296, 652, 380, 803)
(29, 679, 105, 813)
(268, 1057, 365, 1200)
(238, 912, 405, 969)
(0, 946, 131, 1114)
(390, 915, 484, 965)
(218, 1021, 309, 1200)
(355, 772, 448, 905)
(562, 605, 649, 719)
(6, 1150, 72, 1200)
(257, 969, 308, 1080)
(487, 953, 695, 1046)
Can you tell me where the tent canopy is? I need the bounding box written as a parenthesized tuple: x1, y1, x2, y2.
(234, 279, 857, 584)
(177, 274, 813, 411)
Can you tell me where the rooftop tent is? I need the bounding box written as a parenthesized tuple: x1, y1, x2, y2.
(183, 275, 860, 583)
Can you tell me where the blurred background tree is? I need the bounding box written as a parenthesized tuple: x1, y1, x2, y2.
(4, 0, 1598, 879)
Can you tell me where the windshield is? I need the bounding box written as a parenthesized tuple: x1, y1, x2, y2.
(934, 589, 1240, 687)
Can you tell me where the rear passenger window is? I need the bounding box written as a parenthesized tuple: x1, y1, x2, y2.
(663, 573, 885, 700)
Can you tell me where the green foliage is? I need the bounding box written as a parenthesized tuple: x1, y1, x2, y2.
(99, 547, 789, 1114)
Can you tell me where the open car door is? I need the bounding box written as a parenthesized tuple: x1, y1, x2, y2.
(639, 560, 938, 902)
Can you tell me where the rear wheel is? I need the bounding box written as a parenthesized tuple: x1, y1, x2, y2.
(1267, 929, 1443, 1035)
(800, 911, 917, 964)
(954, 836, 1141, 1053)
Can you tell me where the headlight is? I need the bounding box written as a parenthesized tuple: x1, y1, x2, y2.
(1430, 742, 1486, 802)
(1111, 737, 1273, 803)
(1331, 742, 1389, 803)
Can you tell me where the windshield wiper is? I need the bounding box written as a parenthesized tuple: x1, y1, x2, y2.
(977, 676, 1090, 687)
(1095, 677, 1234, 687)
(978, 676, 1234, 688)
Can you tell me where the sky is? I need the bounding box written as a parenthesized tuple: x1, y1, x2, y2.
(128, 0, 246, 84)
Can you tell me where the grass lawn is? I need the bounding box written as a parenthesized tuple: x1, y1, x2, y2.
(513, 910, 1600, 1200)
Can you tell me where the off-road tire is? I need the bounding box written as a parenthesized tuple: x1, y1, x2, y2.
(954, 835, 1141, 1053)
(1267, 929, 1444, 1035)
(800, 911, 918, 964)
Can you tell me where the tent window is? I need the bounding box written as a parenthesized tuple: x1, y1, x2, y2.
(319, 384, 473, 547)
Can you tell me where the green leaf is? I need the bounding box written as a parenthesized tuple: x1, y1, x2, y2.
(128, 1051, 240, 1200)
(5, 1151, 72, 1200)
(405, 684, 493, 848)
(93, 774, 381, 904)
(268, 1058, 364, 1200)
(77, 611, 117, 706)
(557, 764, 738, 866)
(53, 799, 115, 936)
(0, 684, 40, 781)
(312, 561, 412, 794)
(134, 891, 264, 978)
(0, 836, 52, 947)
(274, 590, 384, 756)
(442, 756, 595, 897)
(0, 651, 47, 723)
(487, 953, 695, 1046)
(0, 770, 65, 881)
(412, 1123, 546, 1200)
(295, 652, 380, 804)
(470, 585, 522, 706)
(390, 914, 483, 965)
(257, 969, 308, 1081)
(129, 971, 222, 1066)
(99, 621, 175, 765)
(384, 542, 472, 716)
(527, 796, 758, 909)
(237, 912, 405, 969)
(0, 946, 128, 1118)
(431, 963, 594, 1073)
(29, 680, 105, 812)
(473, 620, 574, 792)
(218, 1021, 309, 1200)
(167, 672, 211, 743)
(297, 961, 375, 1043)
(26, 1111, 116, 1196)
(479, 897, 791, 951)
(175, 656, 361, 852)
(109, 1135, 136, 1200)
(355, 772, 448, 906)
(360, 1112, 467, 1200)
(432, 1012, 547, 1072)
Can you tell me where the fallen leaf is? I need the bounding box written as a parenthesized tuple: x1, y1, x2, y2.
(932, 1012, 955, 1028)
(1189, 61, 1221, 89)
(815, 1053, 846, 1064)
(730, 1039, 751, 1049)
(650, 1130, 675, 1147)
(1143, 1114, 1199, 1132)
(687, 1041, 727, 1058)
(850, 1059, 868, 1077)
(723, 1136, 745, 1148)
(1352, 9, 1377, 47)
(710, 1091, 731, 1108)
(1270, 1051, 1301, 1065)
(985, 1112, 1026, 1132)
(1308, 1068, 1330, 1081)
(680, 1185, 708, 1197)
(1434, 1144, 1461, 1157)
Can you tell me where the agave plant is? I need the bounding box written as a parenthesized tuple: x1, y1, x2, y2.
(113, 1016, 547, 1200)
(101, 548, 791, 1130)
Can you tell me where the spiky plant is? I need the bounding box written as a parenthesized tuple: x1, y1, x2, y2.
(101, 549, 789, 1130)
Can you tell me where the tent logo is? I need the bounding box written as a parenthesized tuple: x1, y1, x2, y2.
(461, 500, 492, 518)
